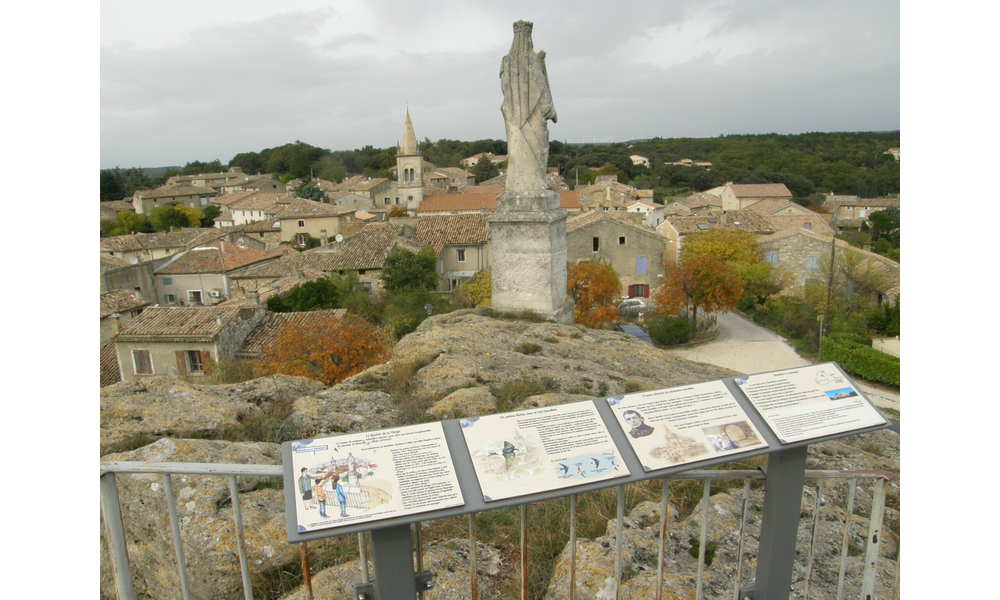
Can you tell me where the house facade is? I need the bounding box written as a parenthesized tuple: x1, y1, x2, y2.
(153, 240, 282, 306)
(720, 183, 793, 212)
(411, 214, 491, 290)
(132, 183, 218, 215)
(566, 213, 665, 299)
(113, 306, 266, 381)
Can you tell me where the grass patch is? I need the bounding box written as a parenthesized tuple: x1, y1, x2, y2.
(880, 407, 899, 420)
(516, 341, 543, 355)
(490, 378, 559, 413)
(688, 537, 718, 566)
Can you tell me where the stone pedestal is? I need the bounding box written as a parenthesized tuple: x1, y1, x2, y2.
(488, 190, 574, 324)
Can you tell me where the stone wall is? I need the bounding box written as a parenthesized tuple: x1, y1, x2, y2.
(217, 307, 267, 360)
(567, 219, 665, 295)
(758, 233, 828, 294)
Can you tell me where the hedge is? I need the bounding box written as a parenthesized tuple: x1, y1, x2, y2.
(820, 333, 899, 387)
(649, 316, 692, 346)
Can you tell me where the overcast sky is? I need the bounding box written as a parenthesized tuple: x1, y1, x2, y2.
(100, 0, 899, 169)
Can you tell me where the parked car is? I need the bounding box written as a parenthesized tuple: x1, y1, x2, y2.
(617, 298, 647, 317)
(613, 323, 653, 345)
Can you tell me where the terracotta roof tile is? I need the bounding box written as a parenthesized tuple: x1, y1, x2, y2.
(416, 190, 580, 214)
(728, 183, 793, 198)
(100, 254, 132, 271)
(114, 306, 250, 341)
(101, 289, 151, 319)
(412, 214, 490, 256)
(137, 183, 217, 199)
(663, 210, 774, 235)
(101, 343, 122, 387)
(240, 309, 347, 355)
(298, 223, 413, 271)
(155, 240, 281, 275)
(275, 197, 353, 219)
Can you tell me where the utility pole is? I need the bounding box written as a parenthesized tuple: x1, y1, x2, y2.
(823, 237, 836, 337)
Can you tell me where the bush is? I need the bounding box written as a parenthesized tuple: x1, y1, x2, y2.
(649, 316, 692, 346)
(381, 289, 455, 339)
(866, 296, 900, 337)
(820, 333, 899, 386)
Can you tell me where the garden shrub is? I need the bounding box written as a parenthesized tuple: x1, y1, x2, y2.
(821, 333, 899, 386)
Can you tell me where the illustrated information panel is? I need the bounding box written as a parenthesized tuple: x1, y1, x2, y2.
(735, 363, 888, 444)
(288, 422, 463, 533)
(608, 380, 768, 472)
(460, 401, 629, 502)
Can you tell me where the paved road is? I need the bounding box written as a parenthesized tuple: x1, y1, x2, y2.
(665, 312, 900, 417)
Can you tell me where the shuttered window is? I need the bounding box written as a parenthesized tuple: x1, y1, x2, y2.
(133, 350, 152, 375)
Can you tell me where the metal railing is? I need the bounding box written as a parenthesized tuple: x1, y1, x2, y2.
(100, 461, 899, 600)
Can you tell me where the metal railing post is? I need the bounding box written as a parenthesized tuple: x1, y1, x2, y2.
(750, 446, 808, 600)
(861, 478, 887, 599)
(100, 471, 135, 600)
(160, 474, 191, 600)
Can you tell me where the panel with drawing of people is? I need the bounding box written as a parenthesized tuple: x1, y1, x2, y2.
(288, 423, 464, 533)
(609, 380, 768, 472)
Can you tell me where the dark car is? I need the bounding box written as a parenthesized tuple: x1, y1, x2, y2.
(613, 323, 653, 345)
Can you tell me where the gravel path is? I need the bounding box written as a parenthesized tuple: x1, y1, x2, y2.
(663, 314, 900, 414)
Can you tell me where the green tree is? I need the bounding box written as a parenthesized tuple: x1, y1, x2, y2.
(867, 211, 893, 240)
(100, 167, 154, 201)
(149, 204, 202, 231)
(381, 288, 454, 339)
(295, 181, 329, 203)
(102, 211, 153, 236)
(200, 204, 221, 227)
(474, 157, 500, 184)
(267, 278, 342, 312)
(380, 248, 439, 293)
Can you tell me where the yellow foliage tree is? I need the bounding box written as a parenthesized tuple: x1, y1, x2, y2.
(256, 313, 389, 386)
(681, 229, 762, 263)
(567, 259, 622, 328)
(457, 267, 492, 307)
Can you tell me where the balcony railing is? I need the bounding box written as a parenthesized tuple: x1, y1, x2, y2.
(100, 461, 898, 600)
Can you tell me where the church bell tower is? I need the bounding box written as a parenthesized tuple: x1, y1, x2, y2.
(396, 109, 424, 211)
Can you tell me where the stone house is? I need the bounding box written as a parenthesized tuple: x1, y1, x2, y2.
(657, 210, 774, 266)
(411, 214, 491, 291)
(629, 155, 650, 168)
(101, 229, 221, 263)
(756, 230, 899, 305)
(824, 197, 900, 222)
(296, 222, 426, 293)
(189, 167, 246, 189)
(132, 183, 218, 215)
(625, 199, 665, 229)
(333, 175, 394, 201)
(227, 193, 291, 226)
(425, 168, 475, 192)
(100, 289, 151, 346)
(216, 176, 286, 195)
(226, 254, 325, 301)
(566, 212, 666, 299)
(720, 183, 793, 212)
(575, 176, 639, 212)
(153, 240, 282, 306)
(112, 306, 266, 381)
(274, 197, 358, 246)
(460, 152, 507, 168)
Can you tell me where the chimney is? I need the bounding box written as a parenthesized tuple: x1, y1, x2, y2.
(247, 289, 260, 306)
(216, 316, 223, 327)
(220, 241, 226, 253)
(110, 313, 122, 336)
(720, 213, 727, 226)
(292, 263, 302, 279)
(320, 230, 328, 246)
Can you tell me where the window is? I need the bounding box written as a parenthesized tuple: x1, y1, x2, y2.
(457, 249, 466, 262)
(186, 351, 204, 373)
(385, 198, 391, 204)
(619, 236, 626, 246)
(297, 234, 307, 246)
(132, 350, 152, 375)
(298, 220, 305, 228)
(164, 294, 177, 305)
(636, 257, 647, 274)
(593, 237, 600, 252)
(808, 256, 819, 270)
(188, 290, 203, 305)
(764, 251, 778, 266)
(162, 277, 173, 285)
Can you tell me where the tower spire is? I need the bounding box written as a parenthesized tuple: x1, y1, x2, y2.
(401, 109, 418, 155)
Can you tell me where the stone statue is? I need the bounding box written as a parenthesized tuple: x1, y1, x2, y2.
(500, 20, 557, 194)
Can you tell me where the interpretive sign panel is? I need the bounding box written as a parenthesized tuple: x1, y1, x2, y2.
(287, 422, 463, 533)
(460, 401, 629, 501)
(735, 363, 888, 444)
(608, 380, 768, 472)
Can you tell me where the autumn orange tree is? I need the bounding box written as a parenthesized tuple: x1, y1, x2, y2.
(256, 313, 389, 386)
(681, 229, 788, 309)
(654, 254, 745, 331)
(567, 259, 622, 328)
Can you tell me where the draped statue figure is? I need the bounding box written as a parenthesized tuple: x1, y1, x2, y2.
(500, 21, 557, 194)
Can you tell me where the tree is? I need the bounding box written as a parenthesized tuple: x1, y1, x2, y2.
(654, 254, 745, 331)
(102, 211, 152, 236)
(149, 204, 202, 231)
(474, 156, 500, 184)
(567, 259, 622, 328)
(381, 288, 455, 339)
(256, 313, 389, 386)
(867, 210, 893, 240)
(200, 204, 221, 227)
(681, 230, 762, 264)
(295, 181, 329, 203)
(267, 278, 342, 312)
(380, 248, 439, 293)
(457, 268, 492, 307)
(100, 167, 154, 201)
